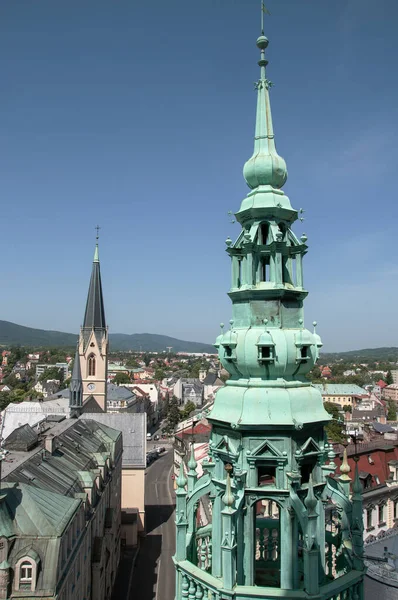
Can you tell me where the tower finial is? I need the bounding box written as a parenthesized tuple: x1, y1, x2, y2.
(261, 2, 270, 36)
(243, 12, 288, 191)
(94, 226, 100, 263)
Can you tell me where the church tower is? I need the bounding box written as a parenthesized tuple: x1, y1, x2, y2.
(79, 239, 108, 412)
(69, 344, 83, 413)
(173, 14, 365, 600)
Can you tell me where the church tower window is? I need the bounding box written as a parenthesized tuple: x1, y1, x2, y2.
(88, 354, 96, 377)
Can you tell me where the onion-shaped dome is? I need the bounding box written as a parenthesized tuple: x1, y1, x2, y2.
(243, 36, 287, 190)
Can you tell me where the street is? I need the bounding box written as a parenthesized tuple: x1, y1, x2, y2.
(130, 449, 176, 600)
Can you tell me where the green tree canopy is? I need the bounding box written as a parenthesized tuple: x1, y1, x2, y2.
(387, 399, 397, 421)
(38, 367, 63, 383)
(385, 370, 393, 385)
(113, 372, 131, 385)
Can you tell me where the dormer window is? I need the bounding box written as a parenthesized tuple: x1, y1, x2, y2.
(15, 553, 39, 592)
(295, 331, 313, 364)
(256, 331, 275, 364)
(300, 346, 310, 363)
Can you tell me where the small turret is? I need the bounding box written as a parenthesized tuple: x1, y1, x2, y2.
(69, 345, 83, 410)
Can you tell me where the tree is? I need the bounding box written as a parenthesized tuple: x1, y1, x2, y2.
(387, 399, 397, 421)
(143, 354, 151, 367)
(324, 402, 346, 443)
(38, 367, 63, 383)
(385, 370, 393, 385)
(180, 401, 196, 420)
(164, 396, 181, 433)
(155, 368, 166, 381)
(125, 357, 139, 368)
(113, 372, 131, 385)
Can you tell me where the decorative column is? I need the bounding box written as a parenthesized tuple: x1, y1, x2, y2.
(221, 464, 237, 590)
(351, 460, 364, 572)
(175, 464, 188, 561)
(303, 477, 320, 596)
(187, 445, 198, 495)
(280, 506, 293, 589)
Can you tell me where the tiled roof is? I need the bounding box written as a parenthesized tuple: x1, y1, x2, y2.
(81, 412, 146, 468)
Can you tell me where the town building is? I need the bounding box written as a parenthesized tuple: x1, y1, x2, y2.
(0, 417, 122, 600)
(35, 362, 69, 381)
(173, 377, 203, 407)
(173, 17, 364, 600)
(334, 440, 398, 540)
(383, 384, 398, 403)
(313, 383, 369, 409)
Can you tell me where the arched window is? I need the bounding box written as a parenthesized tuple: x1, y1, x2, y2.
(15, 555, 38, 592)
(20, 562, 33, 584)
(88, 354, 96, 377)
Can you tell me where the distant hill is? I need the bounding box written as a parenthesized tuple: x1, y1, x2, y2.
(320, 347, 398, 363)
(0, 320, 215, 354)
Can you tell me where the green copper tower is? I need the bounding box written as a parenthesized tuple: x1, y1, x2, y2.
(173, 14, 365, 600)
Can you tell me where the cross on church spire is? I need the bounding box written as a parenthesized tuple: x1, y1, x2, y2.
(95, 225, 101, 241)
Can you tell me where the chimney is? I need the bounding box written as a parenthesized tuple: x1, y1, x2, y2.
(44, 434, 56, 455)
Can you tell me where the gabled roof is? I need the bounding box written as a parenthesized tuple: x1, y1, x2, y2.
(0, 482, 79, 537)
(83, 243, 106, 330)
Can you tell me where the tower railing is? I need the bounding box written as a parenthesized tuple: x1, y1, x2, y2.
(175, 560, 364, 600)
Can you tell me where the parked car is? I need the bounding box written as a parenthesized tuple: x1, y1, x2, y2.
(146, 433, 152, 441)
(154, 434, 160, 441)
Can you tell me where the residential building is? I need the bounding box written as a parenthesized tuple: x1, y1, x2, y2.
(173, 377, 203, 407)
(202, 370, 224, 401)
(334, 441, 398, 540)
(33, 379, 60, 398)
(383, 384, 398, 403)
(391, 370, 398, 385)
(82, 412, 146, 535)
(313, 383, 369, 409)
(173, 416, 211, 479)
(174, 20, 364, 600)
(35, 362, 69, 381)
(0, 417, 122, 600)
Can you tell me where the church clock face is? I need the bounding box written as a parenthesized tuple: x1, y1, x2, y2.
(87, 383, 96, 391)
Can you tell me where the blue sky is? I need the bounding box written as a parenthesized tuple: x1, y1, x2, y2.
(0, 0, 397, 352)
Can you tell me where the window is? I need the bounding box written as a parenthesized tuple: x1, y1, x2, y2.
(378, 504, 385, 524)
(394, 500, 398, 520)
(19, 561, 33, 589)
(366, 508, 373, 529)
(88, 354, 96, 377)
(258, 465, 276, 487)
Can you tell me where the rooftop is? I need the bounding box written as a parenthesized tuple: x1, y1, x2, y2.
(313, 383, 368, 395)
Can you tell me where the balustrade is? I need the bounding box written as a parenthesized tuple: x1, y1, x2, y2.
(196, 524, 212, 572)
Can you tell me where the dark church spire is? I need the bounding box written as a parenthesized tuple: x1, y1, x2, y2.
(83, 239, 106, 330)
(69, 344, 82, 409)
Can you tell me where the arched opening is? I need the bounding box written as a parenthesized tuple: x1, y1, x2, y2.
(255, 499, 280, 587)
(260, 223, 269, 245)
(88, 354, 96, 377)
